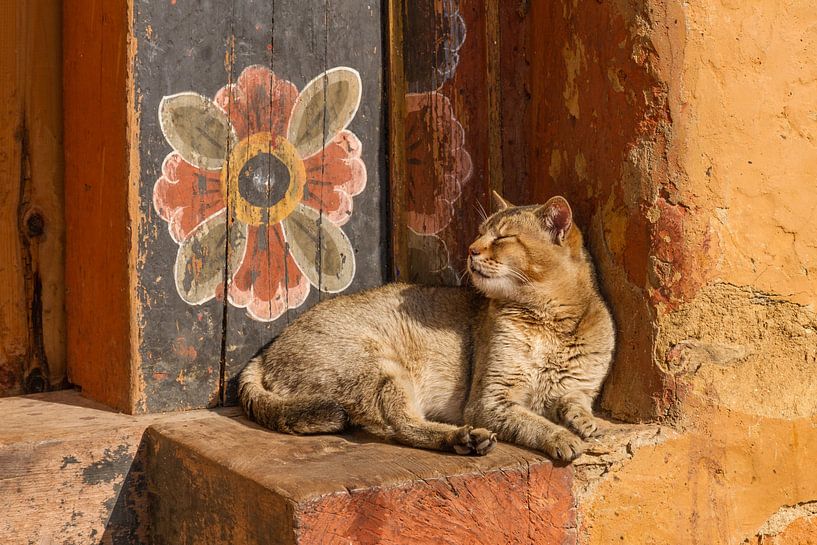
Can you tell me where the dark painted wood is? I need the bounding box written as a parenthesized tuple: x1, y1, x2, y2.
(392, 0, 494, 285)
(132, 0, 387, 411)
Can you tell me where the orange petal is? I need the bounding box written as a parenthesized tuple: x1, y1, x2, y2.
(228, 222, 310, 322)
(302, 131, 366, 224)
(153, 152, 226, 242)
(214, 65, 298, 141)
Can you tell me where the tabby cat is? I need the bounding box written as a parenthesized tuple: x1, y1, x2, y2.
(239, 193, 615, 461)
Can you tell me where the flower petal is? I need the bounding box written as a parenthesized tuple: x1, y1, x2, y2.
(288, 67, 362, 159)
(283, 204, 356, 293)
(214, 65, 298, 141)
(228, 222, 310, 322)
(159, 93, 236, 170)
(404, 91, 473, 235)
(174, 210, 247, 305)
(153, 152, 226, 243)
(302, 130, 367, 225)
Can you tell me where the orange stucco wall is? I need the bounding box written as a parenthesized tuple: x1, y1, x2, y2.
(527, 0, 817, 542)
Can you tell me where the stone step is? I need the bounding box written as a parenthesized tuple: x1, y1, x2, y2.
(145, 416, 577, 545)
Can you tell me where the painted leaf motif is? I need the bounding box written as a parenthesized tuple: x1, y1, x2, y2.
(287, 67, 362, 159)
(174, 211, 248, 305)
(283, 204, 355, 293)
(159, 93, 236, 170)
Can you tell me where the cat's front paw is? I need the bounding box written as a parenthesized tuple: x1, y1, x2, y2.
(565, 414, 599, 439)
(451, 426, 498, 456)
(543, 430, 584, 462)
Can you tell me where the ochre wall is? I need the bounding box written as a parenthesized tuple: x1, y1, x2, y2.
(525, 0, 817, 543)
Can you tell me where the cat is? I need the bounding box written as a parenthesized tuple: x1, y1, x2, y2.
(239, 192, 615, 461)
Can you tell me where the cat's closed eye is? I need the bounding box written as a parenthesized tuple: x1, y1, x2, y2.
(493, 235, 517, 244)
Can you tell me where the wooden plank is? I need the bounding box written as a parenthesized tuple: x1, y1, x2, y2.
(498, 1, 532, 205)
(0, 0, 28, 396)
(146, 414, 577, 544)
(219, 0, 389, 403)
(391, 0, 492, 284)
(0, 0, 65, 397)
(0, 390, 239, 544)
(129, 0, 237, 412)
(124, 0, 388, 409)
(484, 0, 504, 199)
(388, 0, 410, 281)
(64, 0, 133, 410)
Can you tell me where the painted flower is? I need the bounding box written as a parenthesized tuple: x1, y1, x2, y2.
(404, 0, 466, 92)
(405, 91, 472, 235)
(153, 65, 366, 322)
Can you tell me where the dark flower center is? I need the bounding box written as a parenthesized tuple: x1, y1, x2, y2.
(237, 152, 291, 209)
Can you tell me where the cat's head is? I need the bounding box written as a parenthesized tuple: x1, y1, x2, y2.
(467, 192, 587, 301)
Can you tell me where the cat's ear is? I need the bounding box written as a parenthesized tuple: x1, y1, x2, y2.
(491, 190, 513, 211)
(536, 196, 573, 245)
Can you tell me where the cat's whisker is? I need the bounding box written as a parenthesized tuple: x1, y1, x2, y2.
(505, 266, 531, 284)
(474, 201, 488, 222)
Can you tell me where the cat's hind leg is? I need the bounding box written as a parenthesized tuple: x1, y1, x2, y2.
(239, 358, 348, 434)
(371, 362, 496, 455)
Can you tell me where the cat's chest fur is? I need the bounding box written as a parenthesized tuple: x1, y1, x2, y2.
(493, 308, 599, 412)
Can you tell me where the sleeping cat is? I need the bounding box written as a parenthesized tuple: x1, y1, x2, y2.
(239, 193, 615, 461)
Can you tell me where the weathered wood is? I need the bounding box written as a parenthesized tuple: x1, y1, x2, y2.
(485, 0, 504, 198)
(65, 0, 388, 412)
(388, 0, 410, 281)
(146, 414, 577, 544)
(390, 0, 496, 285)
(498, 1, 532, 205)
(213, 0, 388, 404)
(0, 0, 65, 396)
(0, 390, 240, 544)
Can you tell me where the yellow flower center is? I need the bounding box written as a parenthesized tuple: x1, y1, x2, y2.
(221, 132, 306, 226)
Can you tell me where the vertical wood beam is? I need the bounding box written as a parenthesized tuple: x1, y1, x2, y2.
(64, 0, 133, 410)
(387, 0, 409, 281)
(0, 0, 65, 396)
(485, 0, 504, 199)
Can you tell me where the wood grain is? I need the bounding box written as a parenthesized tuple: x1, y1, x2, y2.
(388, 0, 410, 281)
(146, 413, 577, 545)
(0, 390, 235, 544)
(0, 0, 65, 396)
(63, 0, 133, 411)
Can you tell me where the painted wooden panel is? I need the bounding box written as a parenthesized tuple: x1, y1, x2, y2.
(66, 0, 387, 412)
(390, 0, 500, 284)
(390, 0, 542, 282)
(0, 0, 65, 396)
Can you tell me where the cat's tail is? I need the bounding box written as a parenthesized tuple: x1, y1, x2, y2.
(238, 356, 348, 434)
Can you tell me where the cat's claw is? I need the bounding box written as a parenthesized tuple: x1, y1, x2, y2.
(545, 430, 585, 462)
(451, 426, 497, 456)
(567, 415, 599, 439)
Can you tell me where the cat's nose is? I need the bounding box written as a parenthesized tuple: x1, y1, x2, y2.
(469, 246, 482, 257)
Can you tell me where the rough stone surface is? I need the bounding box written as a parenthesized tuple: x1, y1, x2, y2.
(524, 1, 817, 543)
